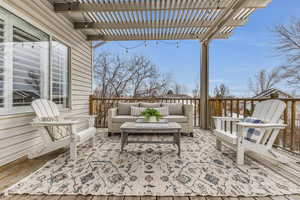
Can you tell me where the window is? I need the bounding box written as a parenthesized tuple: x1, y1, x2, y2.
(0, 6, 70, 114)
(51, 39, 70, 108)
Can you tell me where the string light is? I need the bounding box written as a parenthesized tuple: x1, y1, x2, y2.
(109, 40, 182, 52)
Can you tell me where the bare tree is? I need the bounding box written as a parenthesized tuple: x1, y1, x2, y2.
(129, 55, 158, 96)
(192, 83, 200, 97)
(93, 52, 173, 97)
(93, 52, 131, 97)
(26, 70, 41, 96)
(213, 83, 230, 98)
(248, 68, 282, 95)
(192, 76, 200, 97)
(171, 83, 188, 95)
(274, 18, 300, 88)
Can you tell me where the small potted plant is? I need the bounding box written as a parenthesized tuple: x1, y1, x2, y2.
(140, 108, 162, 122)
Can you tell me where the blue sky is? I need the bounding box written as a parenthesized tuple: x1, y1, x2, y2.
(93, 0, 300, 97)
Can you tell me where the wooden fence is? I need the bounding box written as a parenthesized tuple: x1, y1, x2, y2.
(89, 96, 300, 154)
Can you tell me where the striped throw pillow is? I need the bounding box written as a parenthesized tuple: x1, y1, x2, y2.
(153, 106, 169, 116)
(131, 106, 147, 116)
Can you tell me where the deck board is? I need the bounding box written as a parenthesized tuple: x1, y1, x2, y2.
(285, 195, 300, 200)
(140, 196, 155, 200)
(93, 196, 109, 200)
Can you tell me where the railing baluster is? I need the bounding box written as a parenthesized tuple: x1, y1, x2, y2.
(243, 100, 246, 118)
(236, 100, 240, 118)
(224, 100, 227, 117)
(283, 100, 288, 148)
(230, 99, 233, 117)
(291, 100, 296, 151)
(194, 99, 197, 126)
(198, 98, 201, 127)
(251, 100, 254, 115)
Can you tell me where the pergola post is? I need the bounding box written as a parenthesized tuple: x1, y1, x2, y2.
(200, 41, 209, 130)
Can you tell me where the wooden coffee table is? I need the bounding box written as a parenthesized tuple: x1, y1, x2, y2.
(120, 122, 182, 155)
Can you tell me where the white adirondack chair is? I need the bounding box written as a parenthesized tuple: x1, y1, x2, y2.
(29, 99, 96, 162)
(212, 99, 286, 165)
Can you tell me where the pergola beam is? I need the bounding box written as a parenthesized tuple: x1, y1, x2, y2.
(86, 33, 231, 41)
(74, 20, 247, 30)
(54, 0, 271, 13)
(201, 0, 251, 42)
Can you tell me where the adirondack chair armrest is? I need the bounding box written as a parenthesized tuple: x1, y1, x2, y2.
(212, 116, 243, 122)
(64, 115, 97, 127)
(31, 120, 79, 127)
(65, 115, 97, 121)
(237, 122, 287, 129)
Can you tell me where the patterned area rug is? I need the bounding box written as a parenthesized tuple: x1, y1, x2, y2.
(7, 130, 300, 196)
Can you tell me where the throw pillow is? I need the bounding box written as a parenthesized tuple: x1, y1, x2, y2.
(243, 117, 263, 142)
(162, 103, 183, 115)
(131, 106, 147, 116)
(153, 106, 169, 116)
(118, 102, 140, 115)
(140, 102, 162, 108)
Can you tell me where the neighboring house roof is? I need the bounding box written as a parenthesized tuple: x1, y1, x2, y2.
(252, 88, 293, 99)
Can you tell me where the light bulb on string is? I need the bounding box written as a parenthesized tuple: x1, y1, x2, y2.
(144, 40, 147, 48)
(156, 41, 159, 45)
(176, 41, 179, 48)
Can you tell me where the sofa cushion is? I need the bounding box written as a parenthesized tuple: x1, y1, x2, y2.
(162, 103, 183, 115)
(118, 102, 139, 115)
(163, 115, 188, 123)
(140, 102, 161, 108)
(112, 115, 139, 123)
(131, 106, 147, 116)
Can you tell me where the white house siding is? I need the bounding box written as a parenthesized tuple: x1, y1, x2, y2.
(0, 0, 92, 166)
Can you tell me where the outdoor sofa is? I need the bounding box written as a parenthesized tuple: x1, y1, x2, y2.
(108, 102, 194, 136)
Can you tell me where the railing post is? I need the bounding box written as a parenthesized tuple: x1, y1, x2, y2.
(89, 95, 94, 115)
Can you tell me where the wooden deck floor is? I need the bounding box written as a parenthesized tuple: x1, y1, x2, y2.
(1, 193, 300, 200)
(1, 129, 300, 200)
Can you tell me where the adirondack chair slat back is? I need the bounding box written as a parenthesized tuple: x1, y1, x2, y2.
(31, 99, 60, 119)
(252, 99, 285, 123)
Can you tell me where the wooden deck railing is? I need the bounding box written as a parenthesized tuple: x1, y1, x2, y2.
(89, 96, 300, 154)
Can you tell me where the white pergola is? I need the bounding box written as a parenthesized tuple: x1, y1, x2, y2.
(53, 0, 272, 129)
